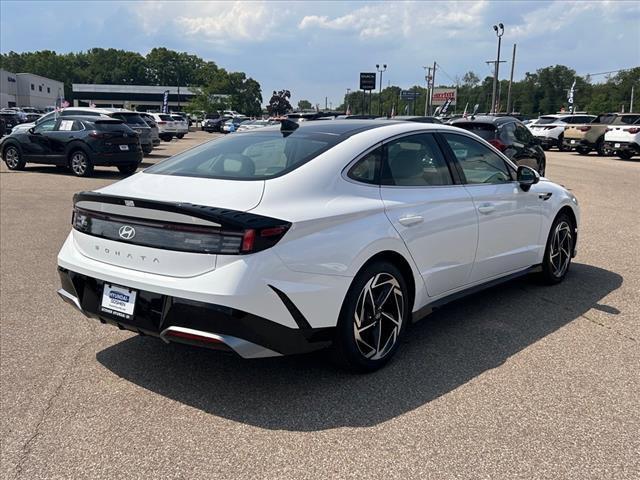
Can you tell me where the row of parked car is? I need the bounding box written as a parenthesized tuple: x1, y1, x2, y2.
(526, 112, 639, 160)
(0, 107, 192, 177)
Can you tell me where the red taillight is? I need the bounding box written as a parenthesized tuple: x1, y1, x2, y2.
(628, 127, 639, 134)
(488, 139, 507, 152)
(579, 126, 591, 132)
(157, 121, 166, 125)
(241, 229, 256, 252)
(89, 131, 106, 138)
(241, 225, 290, 253)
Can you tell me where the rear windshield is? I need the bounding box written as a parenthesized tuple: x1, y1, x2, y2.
(146, 129, 342, 180)
(111, 113, 147, 125)
(619, 115, 640, 125)
(94, 121, 130, 131)
(535, 116, 560, 125)
(159, 114, 173, 121)
(453, 123, 497, 141)
(593, 115, 617, 124)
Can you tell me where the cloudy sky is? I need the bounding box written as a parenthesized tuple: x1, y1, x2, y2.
(1, 0, 638, 106)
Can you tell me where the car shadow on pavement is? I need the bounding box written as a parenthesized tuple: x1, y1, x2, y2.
(97, 262, 622, 431)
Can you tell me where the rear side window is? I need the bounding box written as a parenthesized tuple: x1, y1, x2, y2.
(454, 122, 497, 141)
(159, 114, 173, 121)
(382, 133, 452, 186)
(442, 133, 513, 184)
(535, 116, 558, 125)
(146, 130, 341, 180)
(94, 121, 129, 132)
(348, 146, 381, 184)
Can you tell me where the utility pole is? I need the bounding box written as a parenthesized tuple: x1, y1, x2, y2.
(506, 43, 517, 114)
(490, 23, 504, 114)
(376, 64, 387, 116)
(423, 66, 432, 116)
(430, 61, 437, 115)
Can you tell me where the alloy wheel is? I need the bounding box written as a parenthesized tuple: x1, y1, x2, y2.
(71, 152, 87, 176)
(5, 147, 19, 168)
(353, 272, 404, 360)
(549, 221, 572, 278)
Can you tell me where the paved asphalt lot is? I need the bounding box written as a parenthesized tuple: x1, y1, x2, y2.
(1, 130, 638, 479)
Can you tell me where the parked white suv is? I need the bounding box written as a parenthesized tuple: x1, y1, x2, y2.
(170, 114, 189, 138)
(604, 117, 640, 160)
(147, 113, 177, 142)
(529, 114, 596, 151)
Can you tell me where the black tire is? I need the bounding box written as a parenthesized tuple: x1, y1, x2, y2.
(331, 261, 410, 372)
(576, 146, 590, 155)
(557, 135, 566, 152)
(617, 151, 632, 160)
(3, 144, 25, 170)
(176, 133, 184, 139)
(540, 212, 574, 285)
(596, 137, 606, 156)
(69, 150, 93, 177)
(160, 135, 172, 142)
(142, 145, 153, 155)
(117, 164, 138, 175)
(542, 145, 550, 151)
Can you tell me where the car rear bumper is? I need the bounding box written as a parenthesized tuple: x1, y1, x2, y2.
(563, 138, 592, 149)
(57, 267, 334, 357)
(603, 141, 639, 153)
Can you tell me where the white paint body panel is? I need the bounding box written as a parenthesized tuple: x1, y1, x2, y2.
(57, 122, 580, 335)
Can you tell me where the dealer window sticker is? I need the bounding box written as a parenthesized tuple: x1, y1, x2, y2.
(59, 120, 74, 131)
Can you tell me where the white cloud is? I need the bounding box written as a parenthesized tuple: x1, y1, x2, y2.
(131, 0, 285, 45)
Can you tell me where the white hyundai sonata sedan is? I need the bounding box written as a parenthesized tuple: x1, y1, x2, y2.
(57, 120, 579, 371)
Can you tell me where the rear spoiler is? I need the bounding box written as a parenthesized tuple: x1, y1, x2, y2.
(73, 191, 290, 230)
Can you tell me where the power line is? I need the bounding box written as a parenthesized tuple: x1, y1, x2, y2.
(582, 67, 638, 77)
(435, 63, 458, 86)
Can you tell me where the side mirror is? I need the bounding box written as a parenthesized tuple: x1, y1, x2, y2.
(517, 165, 540, 191)
(28, 127, 37, 134)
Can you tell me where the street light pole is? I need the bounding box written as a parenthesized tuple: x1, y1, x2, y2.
(490, 23, 504, 114)
(376, 64, 387, 116)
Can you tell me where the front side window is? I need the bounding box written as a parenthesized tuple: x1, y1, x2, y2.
(33, 119, 56, 133)
(147, 130, 341, 180)
(348, 146, 382, 184)
(442, 133, 512, 184)
(382, 133, 452, 186)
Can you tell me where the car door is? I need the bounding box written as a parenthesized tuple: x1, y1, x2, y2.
(23, 118, 57, 161)
(45, 119, 82, 164)
(440, 132, 544, 283)
(379, 132, 479, 297)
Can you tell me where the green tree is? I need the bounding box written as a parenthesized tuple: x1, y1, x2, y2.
(297, 99, 312, 110)
(267, 90, 292, 116)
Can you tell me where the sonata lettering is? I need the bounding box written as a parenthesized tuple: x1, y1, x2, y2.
(93, 245, 159, 264)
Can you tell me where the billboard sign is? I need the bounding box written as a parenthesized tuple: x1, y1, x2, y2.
(400, 90, 420, 100)
(432, 88, 457, 106)
(359, 72, 376, 91)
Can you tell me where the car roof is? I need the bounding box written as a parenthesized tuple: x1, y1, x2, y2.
(59, 115, 125, 123)
(450, 115, 519, 125)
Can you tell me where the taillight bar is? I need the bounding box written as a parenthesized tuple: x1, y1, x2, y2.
(71, 192, 291, 255)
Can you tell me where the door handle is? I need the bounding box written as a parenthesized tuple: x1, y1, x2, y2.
(538, 192, 552, 201)
(398, 215, 424, 226)
(477, 203, 495, 214)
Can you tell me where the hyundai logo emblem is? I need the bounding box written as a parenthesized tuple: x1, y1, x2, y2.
(118, 225, 136, 240)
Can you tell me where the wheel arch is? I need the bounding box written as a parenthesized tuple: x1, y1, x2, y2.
(2, 140, 22, 157)
(556, 204, 578, 256)
(354, 250, 418, 313)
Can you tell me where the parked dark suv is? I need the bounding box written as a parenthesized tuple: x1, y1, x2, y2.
(450, 115, 546, 175)
(0, 112, 22, 135)
(1, 116, 142, 177)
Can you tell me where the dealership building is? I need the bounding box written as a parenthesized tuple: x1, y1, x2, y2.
(1, 69, 65, 109)
(71, 84, 228, 111)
